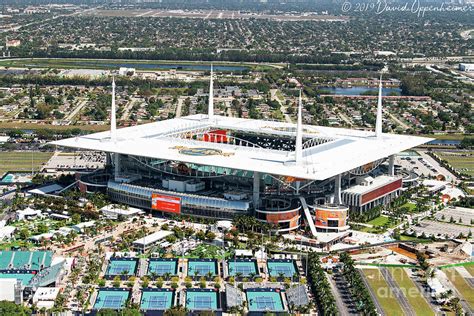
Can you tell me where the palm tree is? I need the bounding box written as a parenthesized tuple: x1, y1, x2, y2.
(235, 272, 243, 280)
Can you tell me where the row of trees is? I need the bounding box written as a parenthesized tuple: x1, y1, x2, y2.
(339, 252, 378, 315)
(307, 252, 337, 315)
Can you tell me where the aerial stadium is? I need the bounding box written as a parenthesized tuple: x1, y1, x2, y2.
(51, 71, 431, 236)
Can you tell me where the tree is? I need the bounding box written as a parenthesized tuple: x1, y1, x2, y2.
(205, 231, 216, 241)
(112, 276, 121, 288)
(0, 301, 32, 316)
(71, 213, 81, 225)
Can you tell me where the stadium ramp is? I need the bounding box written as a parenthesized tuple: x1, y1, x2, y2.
(299, 197, 317, 237)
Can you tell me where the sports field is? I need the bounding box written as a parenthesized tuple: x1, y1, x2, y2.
(0, 151, 53, 177)
(388, 268, 434, 316)
(361, 268, 404, 316)
(0, 58, 268, 72)
(436, 151, 473, 177)
(444, 268, 474, 308)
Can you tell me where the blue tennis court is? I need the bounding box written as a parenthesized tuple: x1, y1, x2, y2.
(228, 259, 258, 277)
(94, 289, 129, 310)
(247, 288, 285, 312)
(148, 259, 177, 276)
(187, 259, 217, 277)
(140, 289, 174, 310)
(106, 258, 137, 277)
(185, 289, 218, 311)
(267, 259, 297, 278)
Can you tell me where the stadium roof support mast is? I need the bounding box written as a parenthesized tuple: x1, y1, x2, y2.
(375, 75, 383, 138)
(208, 64, 214, 122)
(110, 77, 117, 142)
(295, 88, 303, 163)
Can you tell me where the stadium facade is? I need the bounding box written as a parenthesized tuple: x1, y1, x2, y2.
(52, 71, 431, 235)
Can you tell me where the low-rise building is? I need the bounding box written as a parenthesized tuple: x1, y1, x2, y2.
(16, 207, 42, 220)
(32, 287, 60, 309)
(100, 204, 144, 220)
(342, 175, 402, 212)
(132, 230, 173, 252)
(459, 63, 474, 72)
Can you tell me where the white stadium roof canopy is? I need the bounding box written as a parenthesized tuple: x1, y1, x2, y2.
(50, 114, 431, 181)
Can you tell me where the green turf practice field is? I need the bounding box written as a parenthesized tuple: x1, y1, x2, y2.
(362, 268, 405, 316)
(0, 151, 53, 177)
(436, 151, 473, 177)
(444, 268, 474, 309)
(388, 268, 434, 316)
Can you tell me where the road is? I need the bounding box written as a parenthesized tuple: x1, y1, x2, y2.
(417, 150, 458, 183)
(436, 270, 473, 315)
(121, 97, 140, 120)
(408, 269, 442, 315)
(380, 268, 415, 316)
(65, 99, 87, 122)
(175, 97, 184, 118)
(338, 112, 353, 126)
(388, 112, 409, 130)
(326, 272, 357, 316)
(270, 89, 292, 123)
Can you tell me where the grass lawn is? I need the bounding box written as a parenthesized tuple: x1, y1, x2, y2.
(362, 268, 405, 316)
(185, 244, 231, 259)
(444, 268, 474, 308)
(423, 134, 465, 140)
(388, 268, 434, 316)
(464, 265, 474, 276)
(0, 151, 53, 177)
(0, 121, 109, 132)
(0, 240, 33, 250)
(399, 202, 417, 212)
(357, 216, 399, 233)
(367, 216, 390, 227)
(399, 235, 432, 243)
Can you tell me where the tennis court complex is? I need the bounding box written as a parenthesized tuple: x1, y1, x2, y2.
(185, 289, 219, 311)
(94, 289, 130, 310)
(140, 289, 174, 310)
(228, 259, 258, 277)
(246, 288, 285, 312)
(187, 259, 217, 277)
(148, 259, 178, 276)
(106, 258, 138, 278)
(267, 259, 297, 278)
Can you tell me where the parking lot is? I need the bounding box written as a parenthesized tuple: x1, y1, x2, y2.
(396, 154, 439, 178)
(434, 207, 474, 225)
(395, 150, 459, 183)
(409, 219, 472, 238)
(43, 151, 106, 171)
